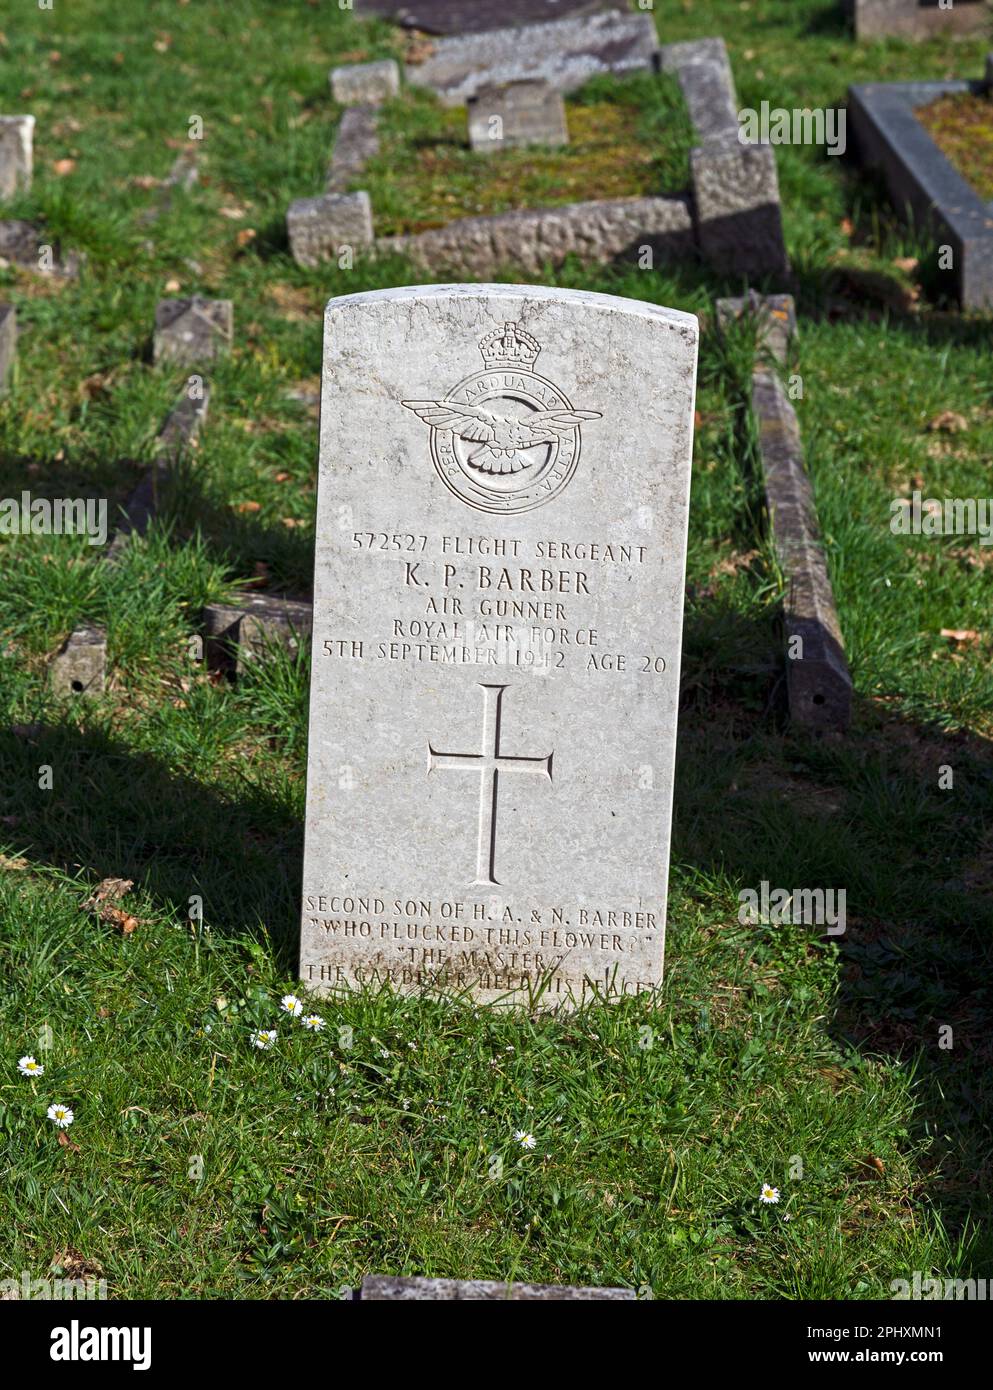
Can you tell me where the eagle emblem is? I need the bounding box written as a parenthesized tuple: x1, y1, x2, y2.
(402, 322, 602, 514)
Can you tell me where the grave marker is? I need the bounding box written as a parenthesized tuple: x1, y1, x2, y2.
(468, 81, 569, 152)
(300, 283, 698, 1007)
(0, 116, 33, 199)
(153, 297, 233, 366)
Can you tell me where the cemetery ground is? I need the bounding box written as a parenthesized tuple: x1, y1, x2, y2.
(0, 0, 991, 1300)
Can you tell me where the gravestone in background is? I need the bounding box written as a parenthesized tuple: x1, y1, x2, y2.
(843, 0, 991, 40)
(300, 283, 698, 1007)
(468, 81, 569, 152)
(153, 297, 233, 366)
(355, 0, 628, 34)
(0, 116, 33, 199)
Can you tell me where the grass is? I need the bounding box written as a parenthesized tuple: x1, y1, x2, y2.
(0, 0, 992, 1299)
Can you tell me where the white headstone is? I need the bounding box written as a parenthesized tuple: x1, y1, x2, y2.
(301, 283, 697, 1007)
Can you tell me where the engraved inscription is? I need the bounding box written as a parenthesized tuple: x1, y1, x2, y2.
(428, 683, 553, 886)
(403, 322, 602, 515)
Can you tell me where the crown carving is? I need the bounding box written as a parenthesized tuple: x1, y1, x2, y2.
(479, 321, 540, 370)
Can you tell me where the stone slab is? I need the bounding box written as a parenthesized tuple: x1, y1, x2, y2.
(659, 38, 739, 145)
(300, 283, 698, 1006)
(715, 291, 797, 365)
(50, 625, 106, 697)
(360, 1275, 636, 1300)
(378, 195, 694, 277)
(330, 59, 400, 107)
(468, 81, 568, 153)
(203, 593, 314, 676)
(327, 106, 380, 193)
(0, 304, 15, 392)
(357, 0, 628, 33)
(751, 368, 852, 732)
(0, 219, 78, 277)
(287, 191, 374, 268)
(0, 116, 33, 199)
(153, 296, 233, 366)
(405, 11, 660, 107)
(848, 0, 991, 41)
(849, 79, 993, 310)
(690, 142, 789, 278)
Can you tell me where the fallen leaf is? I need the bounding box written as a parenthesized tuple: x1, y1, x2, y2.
(164, 277, 181, 292)
(52, 158, 76, 176)
(892, 256, 918, 274)
(131, 174, 160, 190)
(0, 853, 29, 871)
(940, 628, 980, 645)
(101, 905, 140, 934)
(235, 227, 256, 247)
(57, 1131, 81, 1152)
(839, 216, 855, 237)
(926, 410, 967, 434)
(274, 471, 291, 483)
(82, 877, 134, 908)
(235, 500, 261, 513)
(218, 205, 246, 220)
(281, 517, 305, 528)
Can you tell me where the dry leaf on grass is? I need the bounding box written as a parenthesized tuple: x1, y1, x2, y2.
(234, 500, 261, 513)
(0, 853, 29, 871)
(82, 877, 133, 908)
(940, 628, 981, 646)
(57, 1131, 82, 1152)
(52, 158, 76, 175)
(926, 410, 968, 434)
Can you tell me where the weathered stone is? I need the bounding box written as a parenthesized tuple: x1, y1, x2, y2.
(287, 191, 374, 268)
(330, 59, 400, 107)
(356, 0, 628, 33)
(50, 625, 106, 697)
(0, 219, 78, 277)
(0, 116, 33, 199)
(659, 38, 739, 144)
(360, 1275, 636, 1300)
(139, 148, 199, 227)
(468, 80, 568, 153)
(203, 593, 314, 676)
(378, 195, 693, 277)
(849, 79, 993, 310)
(716, 291, 797, 366)
(153, 297, 232, 366)
(326, 107, 380, 194)
(0, 304, 15, 392)
(751, 368, 852, 732)
(299, 283, 698, 1006)
(847, 0, 991, 41)
(406, 11, 660, 107)
(690, 142, 789, 278)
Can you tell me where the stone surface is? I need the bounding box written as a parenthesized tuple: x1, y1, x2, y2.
(849, 79, 993, 310)
(0, 116, 33, 199)
(327, 106, 380, 193)
(468, 81, 568, 153)
(659, 38, 738, 144)
(287, 191, 374, 268)
(300, 283, 698, 1006)
(378, 195, 694, 277)
(848, 0, 991, 41)
(0, 304, 14, 392)
(203, 593, 314, 676)
(0, 219, 78, 277)
(50, 625, 107, 697)
(360, 1275, 636, 1300)
(690, 142, 789, 277)
(716, 291, 797, 366)
(751, 368, 852, 732)
(153, 297, 232, 366)
(330, 59, 400, 107)
(406, 12, 660, 107)
(356, 0, 627, 34)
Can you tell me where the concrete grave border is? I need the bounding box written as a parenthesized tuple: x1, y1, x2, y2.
(848, 63, 993, 310)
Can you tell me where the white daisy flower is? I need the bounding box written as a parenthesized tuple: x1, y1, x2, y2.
(18, 1056, 44, 1077)
(760, 1183, 780, 1205)
(251, 1029, 277, 1050)
(514, 1130, 536, 1150)
(47, 1104, 74, 1128)
(301, 1014, 325, 1032)
(280, 995, 303, 1017)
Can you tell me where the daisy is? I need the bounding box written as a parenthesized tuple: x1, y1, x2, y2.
(47, 1103, 74, 1128)
(251, 1029, 277, 1050)
(280, 995, 303, 1017)
(301, 1014, 325, 1032)
(18, 1056, 44, 1078)
(759, 1183, 780, 1205)
(514, 1130, 536, 1150)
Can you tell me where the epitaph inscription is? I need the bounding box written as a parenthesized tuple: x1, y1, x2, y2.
(300, 284, 697, 1007)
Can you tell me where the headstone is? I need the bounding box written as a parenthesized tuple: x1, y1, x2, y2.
(468, 81, 568, 153)
(300, 283, 697, 1006)
(287, 191, 374, 268)
(846, 0, 990, 41)
(330, 59, 400, 107)
(0, 304, 15, 392)
(406, 11, 660, 107)
(326, 106, 380, 193)
(203, 593, 314, 676)
(0, 116, 34, 199)
(153, 297, 232, 366)
(0, 219, 78, 277)
(356, 0, 628, 34)
(360, 1275, 636, 1300)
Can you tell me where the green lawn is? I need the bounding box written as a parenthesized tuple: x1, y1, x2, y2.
(0, 0, 991, 1299)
